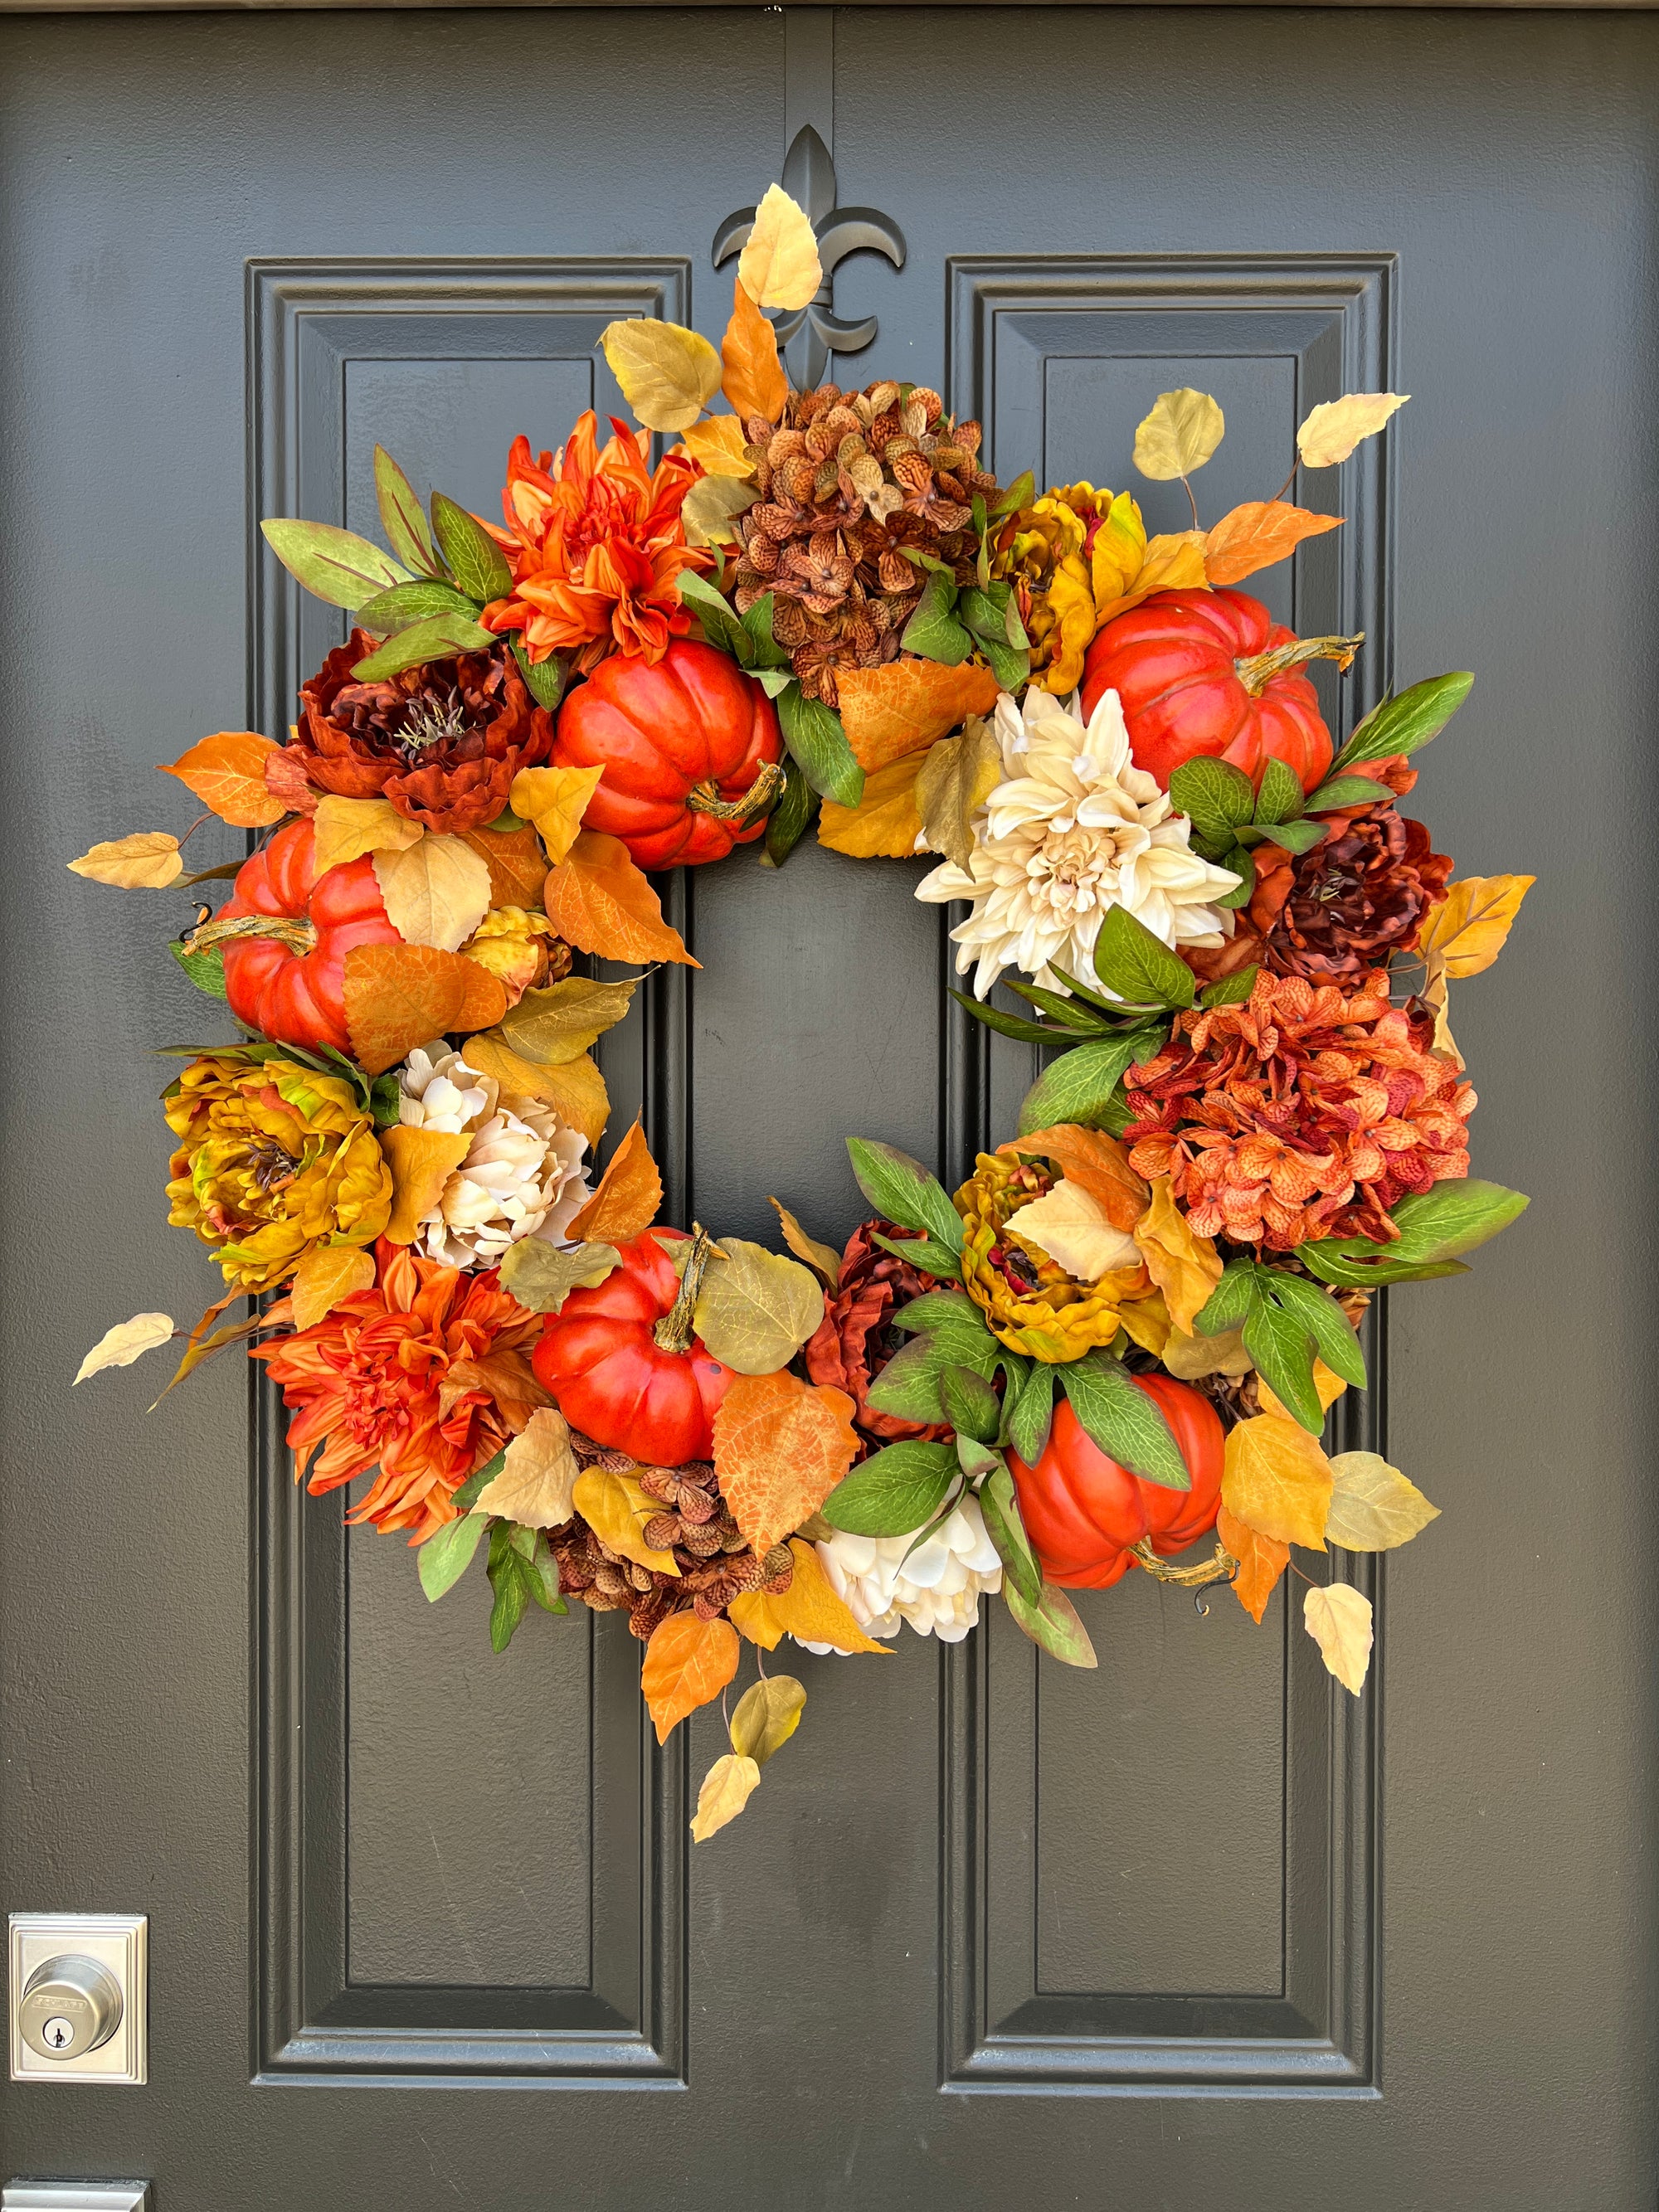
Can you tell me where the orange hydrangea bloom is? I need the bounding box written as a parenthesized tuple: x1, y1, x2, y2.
(1124, 970, 1473, 1251)
(254, 1241, 545, 1542)
(480, 416, 710, 672)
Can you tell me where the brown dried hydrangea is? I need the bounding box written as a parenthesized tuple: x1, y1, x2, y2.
(732, 382, 1000, 706)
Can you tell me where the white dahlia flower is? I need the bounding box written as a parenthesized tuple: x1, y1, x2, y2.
(802, 1497, 1003, 1650)
(914, 686, 1240, 999)
(397, 1042, 591, 1271)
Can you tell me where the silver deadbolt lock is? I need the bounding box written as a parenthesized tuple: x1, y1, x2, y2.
(8, 1915, 146, 2083)
(17, 1957, 123, 2062)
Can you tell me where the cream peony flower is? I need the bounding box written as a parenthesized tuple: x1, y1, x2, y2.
(801, 1498, 1003, 1650)
(914, 686, 1240, 998)
(397, 1043, 591, 1271)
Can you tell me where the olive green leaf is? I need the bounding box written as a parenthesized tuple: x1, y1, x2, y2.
(260, 518, 411, 609)
(693, 1239, 825, 1375)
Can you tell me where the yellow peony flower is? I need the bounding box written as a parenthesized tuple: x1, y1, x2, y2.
(164, 1053, 392, 1295)
(955, 1150, 1156, 1364)
(460, 907, 569, 1008)
(993, 482, 1147, 694)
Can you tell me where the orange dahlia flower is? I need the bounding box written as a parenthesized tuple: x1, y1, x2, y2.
(1124, 970, 1473, 1251)
(254, 1240, 546, 1543)
(480, 416, 710, 672)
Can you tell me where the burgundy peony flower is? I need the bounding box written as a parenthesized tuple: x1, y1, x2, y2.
(804, 1220, 952, 1449)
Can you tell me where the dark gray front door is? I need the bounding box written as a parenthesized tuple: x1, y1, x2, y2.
(2, 9, 1653, 2206)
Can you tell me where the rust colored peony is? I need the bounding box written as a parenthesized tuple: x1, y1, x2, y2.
(480, 417, 709, 672)
(254, 1241, 546, 1542)
(289, 634, 554, 834)
(1124, 969, 1474, 1250)
(804, 1221, 952, 1447)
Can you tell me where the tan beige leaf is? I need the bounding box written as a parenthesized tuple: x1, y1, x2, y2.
(75, 1310, 176, 1383)
(727, 1675, 806, 1765)
(68, 833, 183, 889)
(158, 730, 285, 828)
(690, 1752, 762, 1842)
(693, 1240, 826, 1375)
(835, 661, 1001, 774)
(373, 834, 493, 953)
(499, 975, 639, 1067)
(598, 317, 723, 435)
(573, 1467, 681, 1579)
(817, 751, 927, 858)
(312, 795, 423, 877)
(1297, 391, 1409, 470)
(289, 1244, 377, 1330)
(720, 276, 788, 425)
(728, 1538, 889, 1655)
(916, 714, 1002, 870)
(498, 1237, 621, 1315)
(1001, 1123, 1148, 1232)
(1204, 501, 1343, 588)
(737, 183, 822, 311)
(1303, 1580, 1374, 1694)
(380, 1125, 473, 1244)
(542, 830, 698, 967)
(566, 1116, 661, 1245)
(713, 1373, 859, 1558)
(1005, 1179, 1142, 1283)
(1415, 873, 1535, 980)
(681, 473, 760, 548)
(460, 1033, 611, 1148)
(641, 1612, 740, 1743)
(1423, 960, 1462, 1071)
(1221, 1415, 1333, 1550)
(1162, 1320, 1255, 1381)
(474, 1407, 581, 1529)
(1325, 1451, 1440, 1552)
(1132, 389, 1225, 480)
(510, 765, 605, 868)
(1257, 1359, 1349, 1426)
(768, 1197, 840, 1290)
(1131, 1176, 1224, 1334)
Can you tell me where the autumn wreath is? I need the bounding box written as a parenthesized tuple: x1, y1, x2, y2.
(75, 182, 1530, 1839)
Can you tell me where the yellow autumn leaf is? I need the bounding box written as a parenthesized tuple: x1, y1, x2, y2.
(67, 833, 183, 889)
(1221, 1415, 1333, 1550)
(510, 764, 604, 868)
(1297, 391, 1409, 470)
(572, 1467, 680, 1578)
(1162, 1320, 1254, 1381)
(680, 414, 752, 475)
(598, 318, 723, 435)
(737, 183, 822, 312)
(1303, 1581, 1374, 1694)
(1005, 1178, 1141, 1282)
(74, 1310, 175, 1383)
(727, 1538, 889, 1655)
(690, 1753, 761, 1842)
(1324, 1451, 1440, 1552)
(1092, 532, 1212, 630)
(1132, 389, 1225, 481)
(727, 1675, 806, 1766)
(1256, 1359, 1348, 1426)
(474, 1407, 581, 1529)
(916, 715, 1002, 872)
(1131, 1178, 1223, 1334)
(379, 1125, 473, 1244)
(1422, 962, 1462, 1071)
(680, 472, 759, 547)
(289, 1244, 377, 1330)
(817, 751, 927, 858)
(767, 1197, 841, 1290)
(312, 794, 423, 877)
(460, 1033, 611, 1149)
(1416, 873, 1535, 980)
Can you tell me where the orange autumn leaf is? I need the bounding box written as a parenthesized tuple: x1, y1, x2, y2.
(1001, 1122, 1149, 1233)
(566, 1114, 662, 1244)
(343, 942, 508, 1077)
(542, 830, 698, 967)
(835, 661, 1000, 774)
(728, 1537, 890, 1655)
(159, 731, 285, 828)
(640, 1612, 741, 1744)
(1217, 1504, 1290, 1625)
(720, 275, 788, 425)
(712, 1372, 859, 1560)
(460, 820, 549, 910)
(380, 1125, 473, 1244)
(1204, 501, 1343, 588)
(460, 1033, 611, 1149)
(1221, 1415, 1333, 1551)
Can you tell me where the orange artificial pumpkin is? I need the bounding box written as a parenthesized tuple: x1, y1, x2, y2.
(213, 819, 401, 1055)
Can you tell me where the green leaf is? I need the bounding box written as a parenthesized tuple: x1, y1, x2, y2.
(845, 1138, 964, 1254)
(869, 1231, 963, 1281)
(955, 1433, 1003, 1484)
(525, 1529, 567, 1614)
(1003, 981, 1107, 1033)
(260, 518, 411, 609)
(759, 753, 815, 868)
(450, 1451, 506, 1515)
(514, 644, 566, 712)
(888, 1289, 994, 1342)
(1303, 773, 1392, 814)
(676, 569, 753, 664)
(355, 578, 482, 634)
(779, 686, 864, 808)
(350, 612, 497, 680)
(989, 470, 1035, 518)
(430, 490, 513, 605)
(1260, 1270, 1368, 1390)
(822, 1440, 958, 1537)
(1044, 963, 1130, 1018)
(1004, 1578, 1098, 1668)
(940, 1364, 1001, 1446)
(1193, 1259, 1259, 1336)
(418, 1510, 489, 1601)
(901, 570, 973, 665)
(866, 1310, 1000, 1424)
(368, 1073, 402, 1130)
(1199, 964, 1258, 1009)
(1253, 756, 1306, 825)
(951, 990, 1072, 1046)
(1248, 816, 1326, 856)
(1297, 1179, 1529, 1286)
(978, 1461, 1044, 1607)
(488, 1559, 532, 1652)
(1167, 757, 1257, 845)
(1060, 1349, 1190, 1490)
(1241, 1300, 1323, 1433)
(1017, 1026, 1165, 1137)
(1213, 845, 1256, 908)
(739, 592, 794, 671)
(1332, 671, 1474, 772)
(170, 939, 228, 1000)
(1091, 905, 1197, 1009)
(1005, 1357, 1056, 1466)
(975, 634, 1031, 692)
(374, 445, 444, 577)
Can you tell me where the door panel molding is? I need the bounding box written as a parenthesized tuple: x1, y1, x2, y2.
(938, 251, 1391, 2093)
(249, 260, 688, 2087)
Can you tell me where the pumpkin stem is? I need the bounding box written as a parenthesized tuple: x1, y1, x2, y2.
(653, 1222, 720, 1354)
(1127, 1536, 1238, 1588)
(180, 912, 319, 958)
(685, 761, 786, 827)
(1233, 632, 1365, 698)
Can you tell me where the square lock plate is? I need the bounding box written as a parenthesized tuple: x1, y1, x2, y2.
(7, 1917, 147, 2086)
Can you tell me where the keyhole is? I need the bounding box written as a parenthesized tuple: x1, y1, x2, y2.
(42, 2016, 74, 2049)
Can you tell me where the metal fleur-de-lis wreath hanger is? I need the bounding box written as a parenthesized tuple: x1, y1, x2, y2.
(713, 124, 906, 390)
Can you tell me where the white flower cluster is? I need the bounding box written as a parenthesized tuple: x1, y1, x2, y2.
(802, 1497, 1003, 1650)
(397, 1043, 591, 1270)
